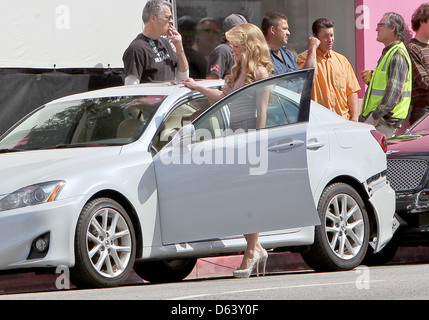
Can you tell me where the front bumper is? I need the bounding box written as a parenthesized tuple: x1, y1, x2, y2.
(390, 210, 429, 246)
(396, 189, 429, 213)
(0, 196, 84, 271)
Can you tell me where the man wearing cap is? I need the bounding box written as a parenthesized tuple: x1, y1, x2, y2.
(206, 14, 248, 79)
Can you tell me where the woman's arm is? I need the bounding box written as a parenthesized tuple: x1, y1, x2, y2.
(183, 78, 226, 102)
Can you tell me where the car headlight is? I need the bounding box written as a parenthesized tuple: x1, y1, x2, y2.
(0, 181, 65, 212)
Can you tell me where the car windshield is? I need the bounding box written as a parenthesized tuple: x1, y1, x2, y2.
(0, 95, 166, 151)
(410, 113, 429, 134)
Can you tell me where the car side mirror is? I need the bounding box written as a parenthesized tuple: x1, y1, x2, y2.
(171, 124, 196, 149)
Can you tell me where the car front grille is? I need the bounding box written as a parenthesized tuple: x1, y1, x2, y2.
(387, 159, 428, 192)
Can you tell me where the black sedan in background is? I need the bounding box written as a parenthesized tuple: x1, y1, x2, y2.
(383, 113, 429, 261)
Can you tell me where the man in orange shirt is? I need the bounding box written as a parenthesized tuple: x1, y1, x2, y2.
(297, 18, 361, 121)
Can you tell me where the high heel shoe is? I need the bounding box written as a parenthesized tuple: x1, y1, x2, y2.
(258, 249, 268, 276)
(233, 251, 260, 278)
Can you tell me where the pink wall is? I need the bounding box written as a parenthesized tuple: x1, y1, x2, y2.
(355, 0, 419, 98)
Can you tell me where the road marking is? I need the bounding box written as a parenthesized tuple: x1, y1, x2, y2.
(169, 279, 385, 300)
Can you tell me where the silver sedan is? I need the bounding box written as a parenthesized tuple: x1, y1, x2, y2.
(0, 70, 395, 287)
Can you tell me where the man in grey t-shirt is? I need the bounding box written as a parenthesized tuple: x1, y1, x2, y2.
(206, 14, 247, 79)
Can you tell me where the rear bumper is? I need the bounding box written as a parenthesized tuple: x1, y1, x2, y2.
(368, 181, 396, 252)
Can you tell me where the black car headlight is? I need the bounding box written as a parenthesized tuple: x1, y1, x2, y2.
(0, 181, 65, 212)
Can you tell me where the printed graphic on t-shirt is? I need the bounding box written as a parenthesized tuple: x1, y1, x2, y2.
(209, 64, 220, 72)
(150, 39, 171, 64)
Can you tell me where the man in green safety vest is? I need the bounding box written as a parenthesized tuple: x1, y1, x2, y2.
(359, 12, 412, 138)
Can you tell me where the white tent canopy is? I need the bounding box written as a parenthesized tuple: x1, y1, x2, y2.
(0, 0, 153, 69)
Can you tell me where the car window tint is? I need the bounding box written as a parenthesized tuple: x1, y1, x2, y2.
(193, 71, 308, 142)
(153, 96, 212, 151)
(410, 113, 429, 134)
(266, 93, 299, 127)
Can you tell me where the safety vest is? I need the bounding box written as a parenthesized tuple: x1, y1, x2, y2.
(362, 42, 412, 119)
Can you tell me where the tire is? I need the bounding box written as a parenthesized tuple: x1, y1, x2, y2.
(71, 198, 137, 288)
(301, 183, 370, 271)
(134, 258, 197, 283)
(363, 242, 398, 266)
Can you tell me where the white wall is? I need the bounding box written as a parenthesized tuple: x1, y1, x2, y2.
(0, 0, 149, 68)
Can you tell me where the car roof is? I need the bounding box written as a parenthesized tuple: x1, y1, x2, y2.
(49, 79, 225, 104)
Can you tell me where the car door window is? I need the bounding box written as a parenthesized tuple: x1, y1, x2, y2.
(152, 96, 211, 151)
(266, 93, 299, 127)
(193, 71, 310, 141)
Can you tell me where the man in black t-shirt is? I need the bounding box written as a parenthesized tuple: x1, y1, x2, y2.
(123, 0, 189, 84)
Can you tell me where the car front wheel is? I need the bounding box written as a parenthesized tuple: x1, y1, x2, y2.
(71, 198, 137, 288)
(301, 183, 369, 271)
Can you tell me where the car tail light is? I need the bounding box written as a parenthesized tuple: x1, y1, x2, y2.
(371, 130, 387, 153)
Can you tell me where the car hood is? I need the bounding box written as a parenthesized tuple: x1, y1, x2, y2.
(387, 132, 429, 158)
(0, 147, 121, 195)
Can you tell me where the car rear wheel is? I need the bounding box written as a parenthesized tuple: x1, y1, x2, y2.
(134, 258, 197, 283)
(363, 242, 398, 266)
(301, 183, 369, 271)
(71, 198, 136, 288)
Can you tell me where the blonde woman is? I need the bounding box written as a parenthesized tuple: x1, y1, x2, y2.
(183, 23, 273, 278)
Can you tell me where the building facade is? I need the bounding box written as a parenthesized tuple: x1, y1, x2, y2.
(0, 0, 422, 134)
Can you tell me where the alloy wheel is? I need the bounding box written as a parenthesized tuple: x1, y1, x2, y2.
(324, 193, 365, 260)
(86, 207, 133, 278)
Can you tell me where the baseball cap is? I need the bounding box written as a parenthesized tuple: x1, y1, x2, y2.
(222, 14, 247, 32)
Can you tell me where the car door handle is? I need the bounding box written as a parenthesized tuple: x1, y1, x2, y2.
(268, 140, 304, 152)
(306, 141, 326, 150)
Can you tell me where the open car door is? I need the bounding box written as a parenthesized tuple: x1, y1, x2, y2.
(153, 70, 320, 244)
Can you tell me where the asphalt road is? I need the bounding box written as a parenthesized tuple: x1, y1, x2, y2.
(2, 263, 429, 300)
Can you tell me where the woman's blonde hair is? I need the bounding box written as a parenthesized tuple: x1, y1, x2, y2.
(224, 23, 273, 91)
